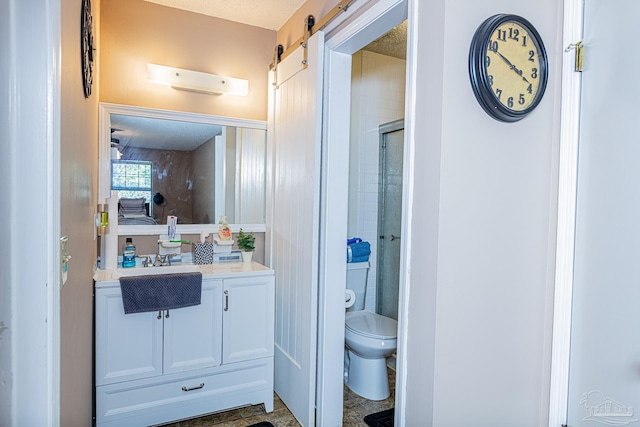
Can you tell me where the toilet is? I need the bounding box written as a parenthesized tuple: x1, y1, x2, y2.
(344, 261, 397, 400)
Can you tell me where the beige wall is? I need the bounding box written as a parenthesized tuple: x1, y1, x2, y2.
(59, 0, 101, 424)
(405, 1, 562, 424)
(100, 0, 276, 121)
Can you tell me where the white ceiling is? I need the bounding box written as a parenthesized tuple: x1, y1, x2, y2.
(111, 115, 222, 151)
(144, 0, 307, 30)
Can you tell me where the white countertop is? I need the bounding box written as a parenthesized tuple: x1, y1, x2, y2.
(94, 261, 273, 286)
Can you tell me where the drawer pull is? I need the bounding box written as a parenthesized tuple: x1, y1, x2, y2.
(181, 382, 205, 392)
(224, 290, 229, 311)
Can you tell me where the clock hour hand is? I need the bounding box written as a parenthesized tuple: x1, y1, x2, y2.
(494, 50, 530, 84)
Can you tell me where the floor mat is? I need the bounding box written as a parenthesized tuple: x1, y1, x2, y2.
(364, 408, 394, 427)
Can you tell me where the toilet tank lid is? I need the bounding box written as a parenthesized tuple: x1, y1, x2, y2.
(346, 261, 370, 271)
(345, 311, 397, 339)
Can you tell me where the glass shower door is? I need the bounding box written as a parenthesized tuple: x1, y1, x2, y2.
(376, 120, 404, 321)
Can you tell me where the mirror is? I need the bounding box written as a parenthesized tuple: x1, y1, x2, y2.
(99, 103, 267, 230)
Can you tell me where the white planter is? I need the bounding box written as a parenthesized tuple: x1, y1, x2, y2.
(241, 251, 253, 263)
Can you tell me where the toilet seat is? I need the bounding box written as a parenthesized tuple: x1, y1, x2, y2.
(345, 311, 397, 339)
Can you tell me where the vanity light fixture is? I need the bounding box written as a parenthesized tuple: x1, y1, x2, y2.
(147, 63, 249, 96)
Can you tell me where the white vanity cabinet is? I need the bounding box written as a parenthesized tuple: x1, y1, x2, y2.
(223, 276, 275, 364)
(94, 265, 275, 427)
(95, 279, 223, 385)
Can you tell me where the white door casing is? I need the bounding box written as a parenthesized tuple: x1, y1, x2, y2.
(318, 2, 408, 424)
(268, 31, 325, 427)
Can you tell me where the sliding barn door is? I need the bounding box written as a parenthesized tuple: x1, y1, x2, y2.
(267, 31, 324, 427)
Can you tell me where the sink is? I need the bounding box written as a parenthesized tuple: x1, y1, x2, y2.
(115, 264, 201, 277)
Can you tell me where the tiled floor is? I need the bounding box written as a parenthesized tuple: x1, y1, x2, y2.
(160, 367, 396, 427)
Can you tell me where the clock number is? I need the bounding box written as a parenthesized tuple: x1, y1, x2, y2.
(507, 97, 514, 108)
(488, 75, 494, 86)
(496, 88, 503, 99)
(522, 35, 528, 47)
(485, 55, 491, 67)
(508, 28, 520, 41)
(529, 50, 535, 62)
(488, 40, 499, 52)
(519, 94, 525, 105)
(531, 68, 538, 79)
(497, 29, 506, 42)
(527, 83, 533, 94)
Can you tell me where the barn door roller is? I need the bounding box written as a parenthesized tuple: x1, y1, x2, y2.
(270, 0, 356, 70)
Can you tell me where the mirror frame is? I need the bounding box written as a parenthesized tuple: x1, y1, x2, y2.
(99, 102, 268, 235)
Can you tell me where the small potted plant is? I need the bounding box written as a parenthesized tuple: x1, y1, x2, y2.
(236, 228, 255, 263)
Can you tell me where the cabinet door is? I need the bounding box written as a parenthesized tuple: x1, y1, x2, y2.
(223, 276, 275, 364)
(163, 279, 223, 374)
(95, 286, 163, 386)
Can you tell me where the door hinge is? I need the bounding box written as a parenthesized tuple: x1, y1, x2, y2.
(566, 41, 583, 72)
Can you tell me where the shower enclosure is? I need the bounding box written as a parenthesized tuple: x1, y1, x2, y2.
(376, 119, 404, 320)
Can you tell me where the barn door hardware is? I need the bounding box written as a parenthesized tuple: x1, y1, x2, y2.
(272, 44, 284, 87)
(270, 0, 356, 70)
(302, 15, 315, 69)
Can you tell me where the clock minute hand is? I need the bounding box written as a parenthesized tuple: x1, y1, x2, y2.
(494, 50, 530, 84)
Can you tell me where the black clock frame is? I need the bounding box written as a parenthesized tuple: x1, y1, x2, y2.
(469, 14, 548, 122)
(81, 0, 94, 98)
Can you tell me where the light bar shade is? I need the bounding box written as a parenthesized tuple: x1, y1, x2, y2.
(147, 63, 249, 96)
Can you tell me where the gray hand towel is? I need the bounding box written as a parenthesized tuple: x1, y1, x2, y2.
(119, 272, 202, 314)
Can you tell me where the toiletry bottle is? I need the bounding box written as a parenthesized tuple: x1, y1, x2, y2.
(122, 237, 136, 268)
(218, 215, 232, 241)
(99, 203, 109, 227)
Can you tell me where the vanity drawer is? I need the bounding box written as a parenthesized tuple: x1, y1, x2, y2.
(96, 358, 273, 426)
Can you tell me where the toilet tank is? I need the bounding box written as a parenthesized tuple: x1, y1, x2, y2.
(346, 261, 370, 311)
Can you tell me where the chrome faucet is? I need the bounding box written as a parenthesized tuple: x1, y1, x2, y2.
(153, 254, 163, 267)
(154, 254, 174, 266)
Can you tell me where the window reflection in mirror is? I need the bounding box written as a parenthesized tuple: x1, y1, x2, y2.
(101, 104, 267, 227)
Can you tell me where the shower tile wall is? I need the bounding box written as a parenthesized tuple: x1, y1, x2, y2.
(350, 50, 406, 312)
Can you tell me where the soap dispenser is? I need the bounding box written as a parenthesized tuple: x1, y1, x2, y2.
(218, 215, 232, 241)
(122, 237, 136, 268)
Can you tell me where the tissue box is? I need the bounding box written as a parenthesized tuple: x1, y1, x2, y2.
(193, 243, 214, 264)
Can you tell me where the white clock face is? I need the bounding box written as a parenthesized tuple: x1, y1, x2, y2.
(483, 21, 542, 112)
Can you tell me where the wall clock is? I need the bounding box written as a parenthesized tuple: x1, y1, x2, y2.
(469, 14, 548, 122)
(81, 0, 94, 98)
